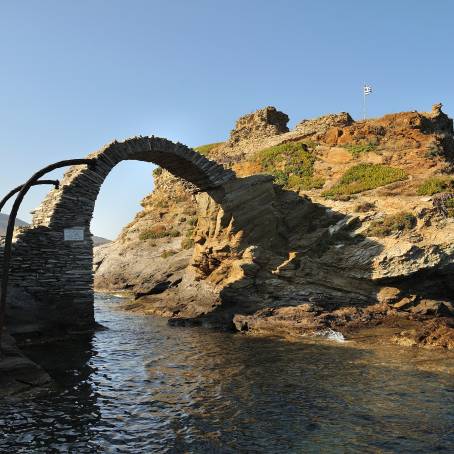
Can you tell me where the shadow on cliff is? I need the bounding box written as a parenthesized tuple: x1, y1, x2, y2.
(144, 174, 454, 330)
(170, 175, 390, 329)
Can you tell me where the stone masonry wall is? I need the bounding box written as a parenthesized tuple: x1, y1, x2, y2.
(0, 136, 234, 332)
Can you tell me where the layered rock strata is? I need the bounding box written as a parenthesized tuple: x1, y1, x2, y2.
(96, 104, 454, 349)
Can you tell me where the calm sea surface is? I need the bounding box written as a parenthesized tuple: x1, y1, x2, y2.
(0, 293, 453, 453)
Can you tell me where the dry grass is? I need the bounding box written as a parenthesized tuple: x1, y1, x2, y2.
(194, 142, 224, 156)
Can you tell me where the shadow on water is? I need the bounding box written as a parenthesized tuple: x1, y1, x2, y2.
(1, 294, 453, 453)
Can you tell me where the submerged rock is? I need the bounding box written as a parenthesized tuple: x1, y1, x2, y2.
(0, 333, 52, 398)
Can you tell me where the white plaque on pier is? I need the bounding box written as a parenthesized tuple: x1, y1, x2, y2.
(64, 227, 85, 241)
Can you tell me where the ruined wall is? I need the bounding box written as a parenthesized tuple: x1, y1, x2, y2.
(228, 106, 289, 145)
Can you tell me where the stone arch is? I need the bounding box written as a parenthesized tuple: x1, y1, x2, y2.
(31, 136, 235, 229)
(4, 137, 235, 332)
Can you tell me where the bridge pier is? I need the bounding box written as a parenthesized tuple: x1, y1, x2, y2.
(1, 226, 95, 333)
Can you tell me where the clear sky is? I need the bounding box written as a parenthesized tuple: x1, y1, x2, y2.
(1, 0, 453, 238)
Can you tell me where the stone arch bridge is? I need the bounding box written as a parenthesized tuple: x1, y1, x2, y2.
(1, 137, 235, 332)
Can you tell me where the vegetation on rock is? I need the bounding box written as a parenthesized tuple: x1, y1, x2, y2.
(425, 146, 444, 159)
(154, 200, 169, 208)
(343, 142, 377, 158)
(287, 174, 325, 190)
(187, 216, 198, 226)
(322, 163, 407, 199)
(160, 250, 177, 259)
(194, 142, 223, 156)
(355, 201, 376, 212)
(139, 229, 180, 240)
(446, 198, 454, 217)
(255, 142, 324, 190)
(152, 167, 163, 177)
(366, 212, 417, 237)
(416, 176, 454, 196)
(181, 237, 195, 249)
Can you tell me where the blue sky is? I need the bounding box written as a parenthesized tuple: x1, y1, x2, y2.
(1, 1, 453, 238)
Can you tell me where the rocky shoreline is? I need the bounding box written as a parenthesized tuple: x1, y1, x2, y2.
(116, 296, 454, 350)
(94, 104, 454, 351)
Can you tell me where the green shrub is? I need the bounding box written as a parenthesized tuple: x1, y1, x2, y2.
(139, 230, 166, 240)
(302, 140, 319, 149)
(181, 237, 195, 249)
(287, 174, 325, 190)
(161, 250, 177, 259)
(425, 147, 442, 158)
(416, 176, 454, 196)
(153, 167, 163, 177)
(255, 142, 323, 190)
(343, 143, 377, 158)
(194, 142, 223, 156)
(446, 199, 454, 217)
(139, 229, 180, 240)
(257, 142, 314, 176)
(187, 216, 198, 226)
(322, 164, 407, 199)
(366, 212, 417, 237)
(273, 170, 290, 186)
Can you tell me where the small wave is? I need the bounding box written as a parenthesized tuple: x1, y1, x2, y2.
(313, 328, 345, 342)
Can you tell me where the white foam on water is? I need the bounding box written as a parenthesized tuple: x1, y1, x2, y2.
(313, 328, 346, 342)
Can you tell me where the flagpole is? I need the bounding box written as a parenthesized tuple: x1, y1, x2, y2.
(363, 82, 366, 120)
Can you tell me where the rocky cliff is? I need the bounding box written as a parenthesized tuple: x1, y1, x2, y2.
(94, 104, 454, 349)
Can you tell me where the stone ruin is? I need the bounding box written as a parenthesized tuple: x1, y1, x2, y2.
(228, 106, 289, 145)
(0, 137, 235, 333)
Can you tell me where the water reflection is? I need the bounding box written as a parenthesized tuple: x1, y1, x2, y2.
(0, 332, 101, 452)
(0, 294, 453, 453)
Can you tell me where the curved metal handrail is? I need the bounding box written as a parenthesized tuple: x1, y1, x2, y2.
(0, 180, 60, 214)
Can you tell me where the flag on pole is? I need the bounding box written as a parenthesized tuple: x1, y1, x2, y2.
(362, 84, 372, 119)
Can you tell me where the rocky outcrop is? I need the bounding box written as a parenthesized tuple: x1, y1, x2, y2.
(295, 112, 354, 138)
(95, 104, 454, 349)
(228, 106, 289, 145)
(94, 171, 197, 296)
